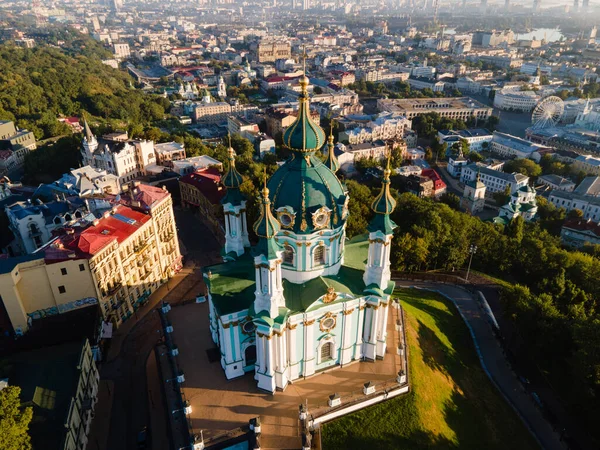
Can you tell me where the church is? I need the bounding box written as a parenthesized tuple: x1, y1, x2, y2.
(203, 73, 398, 393)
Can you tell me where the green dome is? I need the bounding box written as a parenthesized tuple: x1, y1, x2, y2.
(267, 153, 347, 234)
(368, 165, 397, 235)
(253, 185, 282, 259)
(282, 76, 326, 153)
(222, 146, 245, 206)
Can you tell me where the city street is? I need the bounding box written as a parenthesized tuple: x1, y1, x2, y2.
(88, 207, 222, 450)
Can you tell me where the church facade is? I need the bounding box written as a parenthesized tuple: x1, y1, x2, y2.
(203, 74, 398, 393)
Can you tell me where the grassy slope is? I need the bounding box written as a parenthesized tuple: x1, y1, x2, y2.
(322, 288, 538, 450)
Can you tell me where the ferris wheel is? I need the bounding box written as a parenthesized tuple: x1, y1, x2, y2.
(531, 96, 564, 129)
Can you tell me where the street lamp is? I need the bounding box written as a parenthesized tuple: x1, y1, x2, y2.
(466, 244, 477, 282)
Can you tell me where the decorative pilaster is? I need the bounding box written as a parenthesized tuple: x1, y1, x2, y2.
(340, 307, 354, 365)
(376, 301, 389, 358)
(303, 317, 316, 377)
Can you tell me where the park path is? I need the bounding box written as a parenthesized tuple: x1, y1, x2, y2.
(395, 281, 567, 450)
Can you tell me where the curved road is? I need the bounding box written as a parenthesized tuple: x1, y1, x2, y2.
(395, 281, 567, 450)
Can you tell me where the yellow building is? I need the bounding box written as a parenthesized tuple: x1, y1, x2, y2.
(0, 183, 181, 334)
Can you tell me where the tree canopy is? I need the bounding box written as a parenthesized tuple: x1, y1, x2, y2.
(0, 386, 33, 450)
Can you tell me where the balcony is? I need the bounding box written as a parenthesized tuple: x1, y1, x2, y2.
(161, 232, 174, 243)
(104, 282, 122, 296)
(140, 270, 153, 281)
(137, 255, 152, 267)
(133, 242, 150, 254)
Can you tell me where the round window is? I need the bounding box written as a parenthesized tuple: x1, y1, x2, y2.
(321, 317, 335, 330)
(280, 213, 292, 227)
(314, 213, 328, 227)
(242, 321, 256, 333)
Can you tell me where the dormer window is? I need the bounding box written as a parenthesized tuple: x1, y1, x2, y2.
(312, 207, 331, 230)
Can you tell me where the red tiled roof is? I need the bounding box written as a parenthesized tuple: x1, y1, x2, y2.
(422, 169, 447, 190)
(563, 219, 600, 237)
(46, 205, 151, 259)
(179, 167, 225, 205)
(120, 183, 170, 211)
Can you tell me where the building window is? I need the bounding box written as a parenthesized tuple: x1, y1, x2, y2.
(58, 286, 66, 294)
(314, 245, 326, 266)
(320, 342, 333, 361)
(61, 268, 67, 276)
(79, 264, 85, 272)
(282, 244, 295, 266)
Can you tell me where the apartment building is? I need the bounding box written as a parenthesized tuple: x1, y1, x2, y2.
(257, 39, 292, 63)
(0, 184, 181, 333)
(7, 340, 99, 450)
(0, 120, 37, 175)
(437, 128, 493, 152)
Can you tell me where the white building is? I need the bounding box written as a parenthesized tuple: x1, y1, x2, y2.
(437, 128, 493, 152)
(573, 154, 600, 176)
(461, 173, 486, 214)
(461, 163, 529, 196)
(80, 123, 156, 185)
(339, 113, 411, 145)
(493, 87, 540, 112)
(113, 43, 130, 60)
(490, 131, 550, 160)
(5, 199, 88, 255)
(549, 190, 600, 222)
(496, 185, 538, 223)
(448, 151, 468, 178)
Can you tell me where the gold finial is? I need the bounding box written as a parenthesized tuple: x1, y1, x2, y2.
(262, 167, 269, 198)
(227, 133, 235, 159)
(328, 123, 334, 144)
(384, 145, 392, 179)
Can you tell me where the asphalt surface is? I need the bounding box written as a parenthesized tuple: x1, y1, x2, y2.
(395, 280, 568, 450)
(100, 207, 222, 450)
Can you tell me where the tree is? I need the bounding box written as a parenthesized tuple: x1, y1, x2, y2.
(313, 86, 323, 95)
(568, 209, 584, 220)
(493, 185, 511, 206)
(439, 192, 461, 210)
(466, 151, 484, 162)
(424, 147, 433, 162)
(345, 180, 374, 238)
(0, 386, 33, 450)
(485, 115, 500, 131)
(503, 159, 542, 178)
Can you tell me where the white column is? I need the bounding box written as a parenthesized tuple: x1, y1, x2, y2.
(364, 304, 378, 361)
(304, 318, 316, 376)
(289, 324, 299, 380)
(354, 305, 365, 360)
(341, 310, 353, 365)
(222, 325, 233, 364)
(255, 335, 264, 376)
(376, 303, 389, 358)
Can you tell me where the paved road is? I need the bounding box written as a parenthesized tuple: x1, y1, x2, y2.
(96, 207, 222, 450)
(395, 281, 567, 450)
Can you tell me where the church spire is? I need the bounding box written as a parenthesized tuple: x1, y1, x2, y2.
(222, 134, 244, 206)
(281, 49, 326, 154)
(368, 151, 397, 235)
(83, 117, 94, 143)
(253, 170, 281, 259)
(325, 124, 340, 173)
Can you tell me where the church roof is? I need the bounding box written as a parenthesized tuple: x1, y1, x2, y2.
(324, 130, 340, 173)
(203, 235, 386, 317)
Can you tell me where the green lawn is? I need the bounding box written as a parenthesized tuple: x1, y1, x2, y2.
(322, 288, 539, 450)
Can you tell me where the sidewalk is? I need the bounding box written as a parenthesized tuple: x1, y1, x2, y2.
(86, 380, 114, 450)
(147, 349, 169, 450)
(106, 264, 196, 363)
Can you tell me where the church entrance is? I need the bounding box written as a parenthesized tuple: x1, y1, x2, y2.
(244, 345, 257, 371)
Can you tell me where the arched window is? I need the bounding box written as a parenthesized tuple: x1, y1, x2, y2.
(313, 244, 325, 266)
(320, 342, 333, 361)
(29, 223, 40, 235)
(75, 211, 82, 219)
(282, 244, 295, 266)
(64, 214, 72, 222)
(54, 217, 61, 225)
